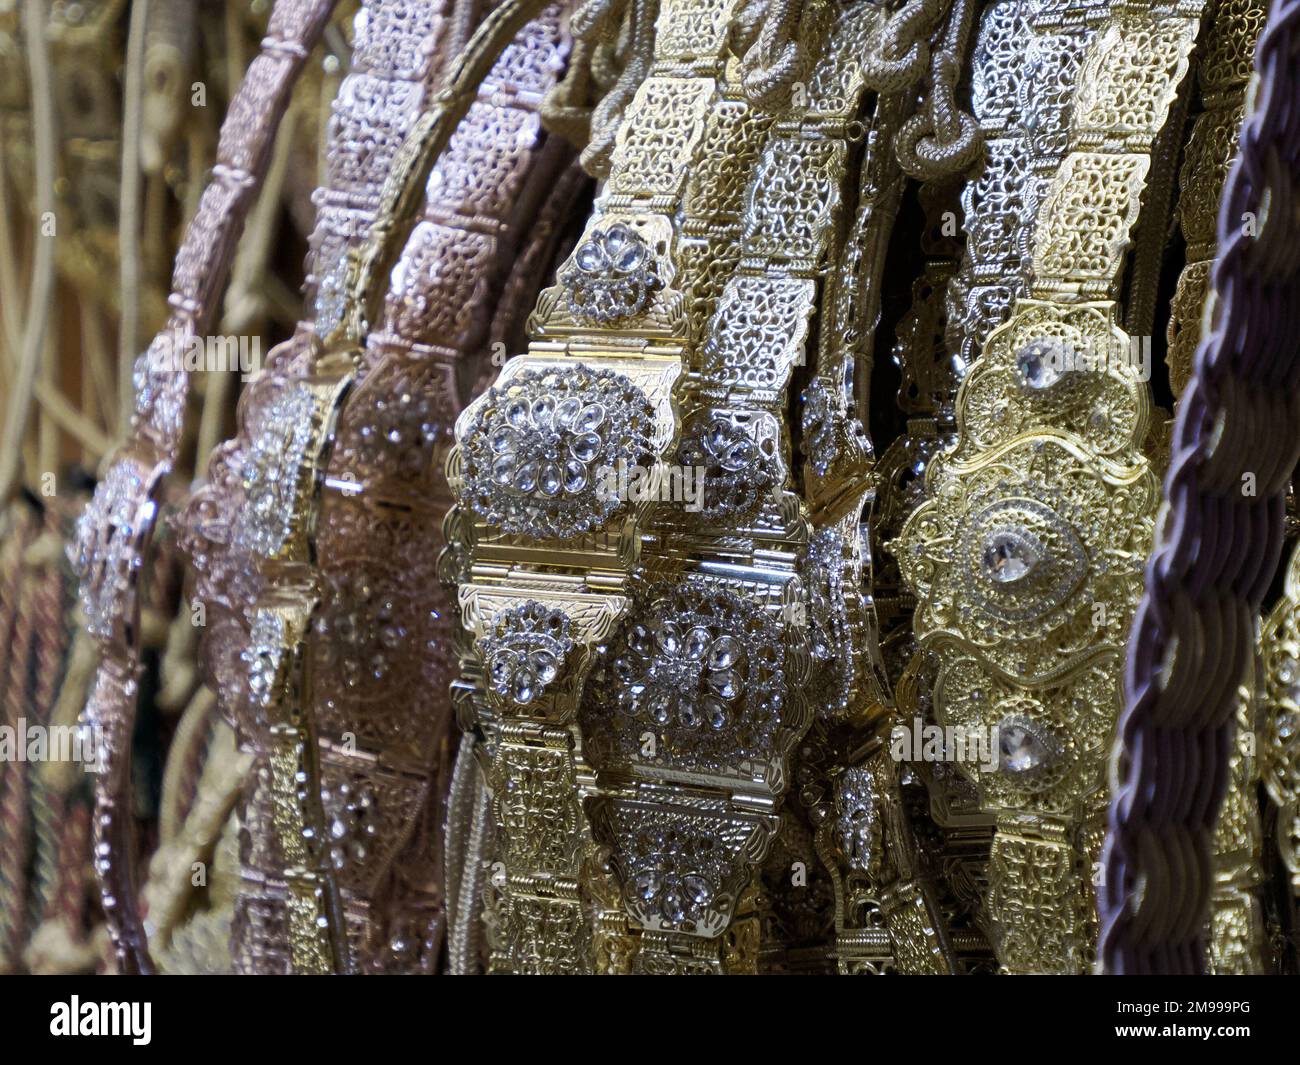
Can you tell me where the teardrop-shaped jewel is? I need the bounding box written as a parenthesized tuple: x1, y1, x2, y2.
(504, 398, 529, 428)
(576, 240, 603, 272)
(613, 235, 644, 272)
(996, 718, 1057, 774)
(682, 874, 712, 905)
(722, 439, 756, 472)
(655, 620, 680, 655)
(530, 649, 558, 684)
(563, 459, 587, 493)
(632, 870, 662, 901)
(490, 426, 517, 455)
(539, 462, 562, 497)
(574, 404, 606, 432)
(629, 623, 652, 656)
(492, 455, 515, 485)
(679, 702, 703, 728)
(660, 890, 687, 923)
(513, 461, 538, 493)
(531, 395, 555, 427)
(707, 636, 742, 670)
(684, 626, 711, 661)
(569, 432, 600, 462)
(707, 668, 740, 701)
(704, 699, 727, 730)
(555, 397, 582, 427)
(647, 690, 672, 725)
(488, 644, 514, 686)
(511, 667, 537, 704)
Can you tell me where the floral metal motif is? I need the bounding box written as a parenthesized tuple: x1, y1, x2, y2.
(582, 581, 788, 775)
(559, 222, 663, 323)
(459, 363, 656, 539)
(677, 413, 780, 522)
(480, 601, 575, 706)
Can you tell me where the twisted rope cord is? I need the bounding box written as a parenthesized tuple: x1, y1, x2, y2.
(1101, 0, 1300, 973)
(894, 0, 982, 180)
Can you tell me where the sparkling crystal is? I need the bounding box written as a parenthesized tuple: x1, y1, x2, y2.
(654, 620, 680, 655)
(511, 668, 537, 704)
(491, 455, 514, 485)
(562, 460, 587, 493)
(490, 426, 517, 454)
(530, 395, 555, 426)
(574, 404, 605, 432)
(632, 871, 662, 900)
(576, 240, 603, 271)
(684, 626, 710, 661)
(997, 720, 1056, 774)
(682, 875, 712, 905)
(513, 461, 538, 492)
(1016, 338, 1066, 390)
(555, 397, 581, 427)
(660, 891, 686, 923)
(504, 398, 529, 428)
(982, 531, 1037, 583)
(569, 432, 600, 463)
(531, 650, 558, 685)
(708, 636, 741, 670)
(539, 462, 562, 497)
(707, 669, 740, 700)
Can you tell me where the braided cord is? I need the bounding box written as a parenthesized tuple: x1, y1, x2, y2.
(1101, 0, 1300, 973)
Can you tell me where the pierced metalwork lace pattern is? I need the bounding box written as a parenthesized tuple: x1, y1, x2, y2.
(897, 0, 1203, 973)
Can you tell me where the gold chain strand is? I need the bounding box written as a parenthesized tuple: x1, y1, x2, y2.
(895, 0, 1208, 973)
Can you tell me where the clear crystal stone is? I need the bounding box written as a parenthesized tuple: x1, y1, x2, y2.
(513, 461, 538, 492)
(531, 650, 558, 685)
(530, 395, 555, 426)
(490, 426, 517, 454)
(569, 431, 600, 462)
(491, 455, 515, 485)
(574, 404, 605, 432)
(997, 720, 1056, 774)
(684, 626, 711, 661)
(562, 459, 587, 493)
(504, 399, 529, 428)
(682, 875, 712, 905)
(982, 531, 1037, 583)
(1016, 338, 1065, 390)
(554, 397, 581, 427)
(539, 462, 562, 497)
(708, 636, 741, 670)
(576, 239, 603, 271)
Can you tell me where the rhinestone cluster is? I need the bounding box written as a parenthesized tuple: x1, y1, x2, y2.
(559, 222, 663, 323)
(677, 414, 780, 521)
(460, 364, 656, 539)
(232, 383, 318, 559)
(583, 581, 787, 772)
(70, 460, 150, 642)
(480, 601, 575, 706)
